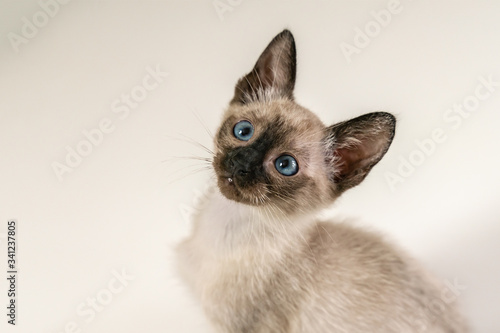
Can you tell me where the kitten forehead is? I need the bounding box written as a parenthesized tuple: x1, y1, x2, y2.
(222, 100, 325, 135)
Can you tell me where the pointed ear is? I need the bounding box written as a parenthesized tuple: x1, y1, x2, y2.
(231, 29, 297, 105)
(325, 112, 396, 193)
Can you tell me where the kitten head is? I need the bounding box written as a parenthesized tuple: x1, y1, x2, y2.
(213, 30, 395, 215)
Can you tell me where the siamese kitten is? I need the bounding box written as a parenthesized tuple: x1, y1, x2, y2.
(177, 30, 467, 333)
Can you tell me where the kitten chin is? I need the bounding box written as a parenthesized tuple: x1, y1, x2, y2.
(176, 30, 468, 333)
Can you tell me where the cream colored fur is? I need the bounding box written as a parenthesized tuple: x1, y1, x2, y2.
(177, 184, 467, 332)
(176, 30, 468, 333)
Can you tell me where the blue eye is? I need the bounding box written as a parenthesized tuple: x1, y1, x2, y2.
(275, 155, 299, 176)
(233, 121, 254, 141)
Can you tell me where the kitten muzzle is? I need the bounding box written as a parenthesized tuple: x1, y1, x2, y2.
(223, 146, 266, 188)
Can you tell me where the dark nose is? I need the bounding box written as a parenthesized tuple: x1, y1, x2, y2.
(226, 147, 262, 181)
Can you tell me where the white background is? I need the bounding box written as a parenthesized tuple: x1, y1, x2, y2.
(1, 1, 499, 332)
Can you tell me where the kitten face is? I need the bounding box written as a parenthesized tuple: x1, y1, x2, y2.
(212, 30, 396, 215)
(213, 100, 331, 212)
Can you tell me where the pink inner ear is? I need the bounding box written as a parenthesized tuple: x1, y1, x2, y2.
(327, 112, 395, 189)
(333, 143, 377, 180)
(334, 148, 357, 180)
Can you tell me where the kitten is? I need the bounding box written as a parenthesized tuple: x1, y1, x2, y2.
(176, 30, 468, 333)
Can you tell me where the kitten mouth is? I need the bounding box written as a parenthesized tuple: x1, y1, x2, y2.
(218, 172, 236, 186)
(221, 174, 238, 190)
(217, 174, 240, 199)
(217, 173, 263, 206)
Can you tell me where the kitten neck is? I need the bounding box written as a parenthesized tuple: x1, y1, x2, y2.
(195, 186, 314, 257)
